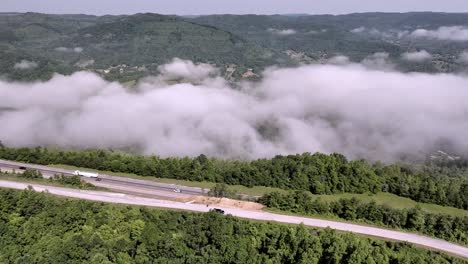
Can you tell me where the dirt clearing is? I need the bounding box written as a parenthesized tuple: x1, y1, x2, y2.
(180, 196, 264, 210)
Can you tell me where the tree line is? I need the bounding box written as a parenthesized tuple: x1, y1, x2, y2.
(260, 191, 468, 245)
(0, 188, 466, 264)
(0, 146, 467, 209)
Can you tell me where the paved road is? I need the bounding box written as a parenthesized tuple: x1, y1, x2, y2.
(0, 159, 205, 197)
(0, 179, 467, 259)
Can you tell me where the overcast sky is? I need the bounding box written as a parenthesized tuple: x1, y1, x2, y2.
(2, 0, 468, 15)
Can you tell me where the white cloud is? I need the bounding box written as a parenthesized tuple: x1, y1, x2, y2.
(458, 51, 468, 64)
(55, 47, 69, 52)
(327, 55, 350, 65)
(351, 27, 366, 33)
(401, 50, 433, 62)
(154, 58, 218, 84)
(55, 47, 84, 53)
(75, 59, 95, 68)
(361, 52, 395, 70)
(267, 28, 297, 35)
(411, 26, 468, 41)
(2, 60, 468, 162)
(13, 60, 38, 70)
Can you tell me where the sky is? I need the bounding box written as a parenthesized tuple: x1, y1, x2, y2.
(2, 0, 468, 15)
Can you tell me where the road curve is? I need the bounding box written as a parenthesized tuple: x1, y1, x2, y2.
(0, 180, 466, 259)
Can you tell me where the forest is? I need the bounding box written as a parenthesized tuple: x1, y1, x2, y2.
(2, 12, 468, 82)
(0, 188, 466, 263)
(0, 147, 467, 210)
(260, 191, 468, 245)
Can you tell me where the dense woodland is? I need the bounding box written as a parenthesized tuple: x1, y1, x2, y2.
(0, 147, 467, 210)
(260, 191, 468, 245)
(0, 188, 466, 263)
(1, 12, 468, 82)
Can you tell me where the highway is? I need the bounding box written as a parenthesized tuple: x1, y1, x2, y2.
(0, 159, 205, 198)
(0, 179, 467, 259)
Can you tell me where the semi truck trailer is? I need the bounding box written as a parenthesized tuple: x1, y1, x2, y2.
(73, 170, 99, 178)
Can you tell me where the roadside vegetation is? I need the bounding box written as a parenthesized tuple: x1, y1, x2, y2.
(260, 191, 468, 246)
(1, 147, 467, 210)
(0, 188, 466, 263)
(0, 169, 99, 190)
(29, 164, 468, 218)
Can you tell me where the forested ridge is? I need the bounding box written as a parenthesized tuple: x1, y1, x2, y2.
(0, 188, 466, 263)
(1, 146, 467, 210)
(2, 12, 468, 82)
(260, 191, 468, 245)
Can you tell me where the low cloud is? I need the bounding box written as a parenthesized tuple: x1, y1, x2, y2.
(361, 52, 395, 70)
(55, 47, 69, 52)
(327, 55, 350, 65)
(75, 59, 95, 68)
(55, 47, 84, 53)
(152, 58, 219, 84)
(411, 26, 468, 41)
(1, 59, 468, 162)
(458, 51, 468, 64)
(351, 27, 366, 33)
(13, 60, 38, 70)
(267, 28, 297, 35)
(350, 27, 409, 39)
(307, 29, 327, 34)
(401, 50, 433, 62)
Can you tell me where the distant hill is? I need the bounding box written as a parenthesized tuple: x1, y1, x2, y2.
(0, 13, 286, 82)
(189, 14, 403, 61)
(190, 12, 468, 73)
(1, 12, 468, 82)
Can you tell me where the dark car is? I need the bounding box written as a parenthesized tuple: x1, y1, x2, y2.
(18, 166, 27, 170)
(210, 208, 225, 214)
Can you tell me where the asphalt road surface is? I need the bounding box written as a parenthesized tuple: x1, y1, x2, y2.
(0, 159, 205, 198)
(0, 179, 467, 259)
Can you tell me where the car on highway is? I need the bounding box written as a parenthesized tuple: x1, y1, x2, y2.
(210, 208, 225, 214)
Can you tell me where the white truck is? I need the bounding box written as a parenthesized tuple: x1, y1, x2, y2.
(73, 170, 99, 179)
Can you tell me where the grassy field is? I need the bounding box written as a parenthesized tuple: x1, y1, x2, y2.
(49, 164, 468, 217)
(307, 192, 468, 217)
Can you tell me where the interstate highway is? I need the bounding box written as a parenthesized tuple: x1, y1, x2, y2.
(0, 159, 205, 197)
(0, 179, 467, 259)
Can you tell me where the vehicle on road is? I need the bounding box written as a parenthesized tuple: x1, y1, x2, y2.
(173, 188, 181, 193)
(73, 170, 99, 178)
(210, 208, 225, 214)
(18, 166, 27, 170)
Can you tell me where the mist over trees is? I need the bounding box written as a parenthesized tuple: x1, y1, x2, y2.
(2, 59, 468, 162)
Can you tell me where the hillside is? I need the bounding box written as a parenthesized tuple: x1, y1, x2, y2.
(0, 13, 286, 82)
(1, 12, 468, 82)
(190, 14, 403, 61)
(190, 12, 468, 72)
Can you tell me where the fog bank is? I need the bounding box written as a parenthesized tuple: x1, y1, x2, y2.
(1, 59, 468, 161)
